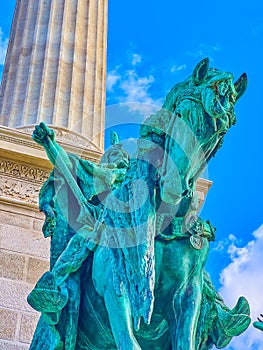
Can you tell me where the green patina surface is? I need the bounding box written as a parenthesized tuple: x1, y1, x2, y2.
(253, 316, 263, 332)
(253, 322, 263, 332)
(27, 58, 251, 350)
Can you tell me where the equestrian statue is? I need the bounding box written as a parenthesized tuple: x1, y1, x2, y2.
(28, 58, 251, 349)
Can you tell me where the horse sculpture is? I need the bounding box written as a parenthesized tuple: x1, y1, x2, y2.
(28, 58, 250, 350)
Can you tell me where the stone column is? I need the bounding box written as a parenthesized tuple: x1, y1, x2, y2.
(0, 1, 108, 348)
(0, 0, 108, 151)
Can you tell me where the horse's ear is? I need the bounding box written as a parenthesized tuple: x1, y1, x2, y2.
(234, 73, 248, 101)
(192, 58, 209, 85)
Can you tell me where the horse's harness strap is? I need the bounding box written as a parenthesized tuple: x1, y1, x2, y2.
(157, 214, 216, 246)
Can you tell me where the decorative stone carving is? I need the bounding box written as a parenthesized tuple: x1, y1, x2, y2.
(0, 176, 40, 205)
(0, 159, 49, 183)
(0, 131, 41, 151)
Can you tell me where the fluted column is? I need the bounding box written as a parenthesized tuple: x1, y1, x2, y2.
(0, 0, 108, 151)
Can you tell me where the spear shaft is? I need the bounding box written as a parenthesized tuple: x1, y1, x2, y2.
(44, 135, 96, 226)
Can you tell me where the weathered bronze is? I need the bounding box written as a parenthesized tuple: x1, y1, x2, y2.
(28, 58, 250, 349)
(253, 314, 263, 332)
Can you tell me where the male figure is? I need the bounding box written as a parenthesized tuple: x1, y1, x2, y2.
(28, 123, 130, 315)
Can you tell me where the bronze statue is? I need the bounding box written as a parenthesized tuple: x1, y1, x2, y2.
(28, 58, 250, 349)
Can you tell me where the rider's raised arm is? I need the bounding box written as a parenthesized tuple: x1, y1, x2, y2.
(32, 122, 73, 170)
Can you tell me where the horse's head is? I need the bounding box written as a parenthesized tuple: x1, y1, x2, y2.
(145, 58, 247, 206)
(163, 57, 247, 133)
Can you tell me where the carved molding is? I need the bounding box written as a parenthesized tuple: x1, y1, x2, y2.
(0, 158, 49, 184)
(0, 131, 41, 150)
(0, 175, 40, 206)
(17, 125, 101, 152)
(0, 125, 102, 164)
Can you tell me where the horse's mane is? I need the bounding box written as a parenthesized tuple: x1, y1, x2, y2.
(99, 62, 243, 331)
(139, 67, 237, 147)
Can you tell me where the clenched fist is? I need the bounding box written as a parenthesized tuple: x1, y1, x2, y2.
(32, 122, 55, 146)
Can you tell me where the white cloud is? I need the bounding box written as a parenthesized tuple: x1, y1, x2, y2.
(0, 27, 8, 65)
(218, 224, 263, 349)
(119, 70, 163, 118)
(131, 53, 142, 66)
(107, 52, 159, 105)
(213, 233, 241, 252)
(106, 52, 163, 120)
(171, 64, 187, 73)
(106, 69, 121, 91)
(120, 70, 155, 103)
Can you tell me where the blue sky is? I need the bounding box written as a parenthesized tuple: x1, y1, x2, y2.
(0, 1, 263, 348)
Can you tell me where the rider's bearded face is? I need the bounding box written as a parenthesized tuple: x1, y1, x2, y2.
(202, 77, 237, 127)
(108, 149, 129, 169)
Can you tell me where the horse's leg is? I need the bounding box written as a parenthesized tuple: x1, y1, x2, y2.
(169, 243, 209, 350)
(93, 248, 141, 350)
(104, 283, 141, 350)
(170, 275, 203, 350)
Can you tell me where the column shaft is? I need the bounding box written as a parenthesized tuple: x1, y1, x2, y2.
(0, 0, 108, 152)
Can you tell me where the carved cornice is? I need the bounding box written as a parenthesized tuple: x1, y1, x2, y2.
(0, 125, 102, 165)
(196, 178, 213, 197)
(17, 125, 102, 153)
(0, 126, 41, 149)
(196, 178, 213, 210)
(0, 158, 49, 184)
(0, 132, 41, 150)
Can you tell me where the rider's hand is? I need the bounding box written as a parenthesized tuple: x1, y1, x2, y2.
(32, 122, 55, 146)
